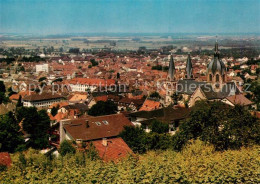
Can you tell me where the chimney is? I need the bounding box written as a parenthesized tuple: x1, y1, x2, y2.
(102, 138, 107, 147)
(86, 120, 89, 128)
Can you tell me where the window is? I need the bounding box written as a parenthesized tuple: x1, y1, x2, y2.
(102, 120, 109, 125)
(95, 122, 101, 126)
(209, 74, 212, 81)
(216, 74, 219, 82)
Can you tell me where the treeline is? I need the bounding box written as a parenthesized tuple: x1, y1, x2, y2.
(1, 140, 259, 183)
(190, 47, 260, 59)
(0, 56, 45, 64)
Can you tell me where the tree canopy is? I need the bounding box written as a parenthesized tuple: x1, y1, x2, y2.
(0, 112, 24, 152)
(173, 101, 260, 151)
(88, 100, 117, 116)
(16, 107, 51, 149)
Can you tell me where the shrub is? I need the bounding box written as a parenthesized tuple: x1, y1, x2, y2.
(59, 140, 76, 156)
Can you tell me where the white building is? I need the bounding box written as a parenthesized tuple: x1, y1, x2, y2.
(36, 64, 49, 73)
(23, 92, 64, 108)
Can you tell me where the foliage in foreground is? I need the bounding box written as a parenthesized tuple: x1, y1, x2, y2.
(1, 140, 259, 183)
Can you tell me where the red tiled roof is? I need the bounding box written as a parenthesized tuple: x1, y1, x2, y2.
(63, 113, 133, 141)
(139, 99, 161, 111)
(92, 137, 133, 162)
(23, 92, 63, 102)
(225, 94, 253, 106)
(0, 152, 12, 167)
(94, 95, 108, 102)
(65, 78, 115, 86)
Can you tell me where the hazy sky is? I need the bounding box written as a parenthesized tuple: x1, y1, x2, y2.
(0, 0, 259, 34)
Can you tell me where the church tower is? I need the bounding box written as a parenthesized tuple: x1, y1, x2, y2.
(167, 55, 176, 81)
(185, 54, 193, 79)
(165, 54, 177, 105)
(206, 38, 227, 88)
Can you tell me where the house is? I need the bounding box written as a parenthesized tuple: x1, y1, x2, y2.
(129, 105, 191, 134)
(60, 113, 134, 161)
(139, 99, 161, 111)
(65, 78, 115, 92)
(60, 113, 133, 143)
(23, 92, 65, 108)
(68, 93, 88, 104)
(222, 94, 253, 108)
(118, 97, 144, 112)
(9, 90, 36, 103)
(92, 137, 133, 162)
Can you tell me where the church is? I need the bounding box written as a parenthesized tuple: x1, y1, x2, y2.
(165, 40, 241, 107)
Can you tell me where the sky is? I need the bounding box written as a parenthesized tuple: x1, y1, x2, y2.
(0, 0, 259, 35)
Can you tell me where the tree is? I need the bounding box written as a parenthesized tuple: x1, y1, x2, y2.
(0, 92, 8, 104)
(88, 100, 117, 116)
(0, 112, 24, 153)
(51, 105, 59, 117)
(16, 107, 50, 149)
(38, 77, 47, 82)
(0, 81, 6, 93)
(59, 140, 76, 156)
(16, 95, 23, 108)
(150, 120, 169, 134)
(149, 91, 161, 99)
(119, 126, 147, 153)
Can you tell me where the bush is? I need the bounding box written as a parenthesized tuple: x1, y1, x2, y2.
(150, 120, 169, 134)
(59, 140, 76, 156)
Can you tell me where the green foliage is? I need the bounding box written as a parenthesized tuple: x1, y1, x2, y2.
(150, 120, 169, 134)
(59, 140, 76, 156)
(174, 101, 260, 151)
(16, 95, 23, 108)
(90, 59, 98, 66)
(0, 112, 24, 152)
(149, 91, 161, 99)
(16, 107, 50, 149)
(151, 65, 162, 70)
(52, 78, 63, 83)
(120, 126, 172, 153)
(120, 126, 147, 153)
(88, 100, 117, 116)
(1, 141, 259, 183)
(50, 105, 59, 117)
(0, 81, 6, 93)
(0, 92, 9, 104)
(85, 142, 99, 161)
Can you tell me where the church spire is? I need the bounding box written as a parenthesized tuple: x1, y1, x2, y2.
(186, 53, 193, 79)
(214, 36, 220, 58)
(167, 54, 175, 81)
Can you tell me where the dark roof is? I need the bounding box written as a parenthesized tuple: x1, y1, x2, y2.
(129, 106, 191, 124)
(63, 103, 88, 111)
(63, 113, 133, 141)
(23, 92, 63, 102)
(177, 79, 206, 95)
(200, 82, 240, 100)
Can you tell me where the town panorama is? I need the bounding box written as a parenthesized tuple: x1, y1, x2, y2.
(0, 0, 259, 183)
